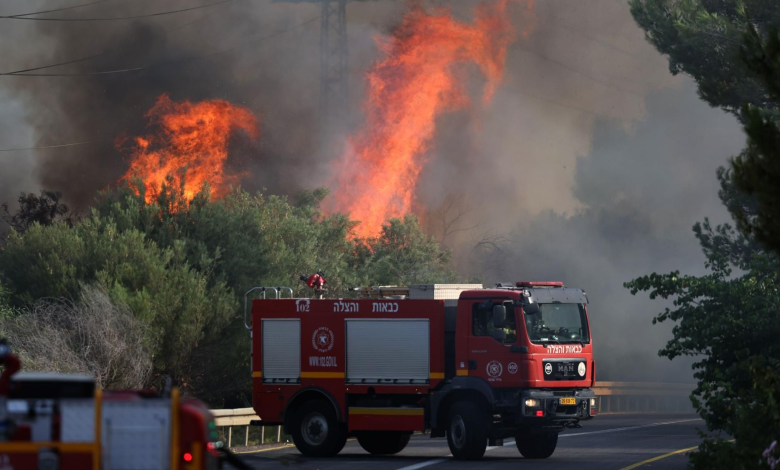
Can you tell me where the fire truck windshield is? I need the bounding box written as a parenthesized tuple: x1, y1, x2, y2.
(525, 303, 590, 344)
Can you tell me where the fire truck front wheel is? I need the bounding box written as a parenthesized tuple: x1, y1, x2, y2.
(290, 400, 346, 457)
(356, 431, 411, 455)
(516, 431, 558, 459)
(446, 401, 488, 460)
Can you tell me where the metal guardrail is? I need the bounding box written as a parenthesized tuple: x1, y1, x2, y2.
(210, 382, 696, 448)
(210, 408, 285, 448)
(592, 381, 695, 413)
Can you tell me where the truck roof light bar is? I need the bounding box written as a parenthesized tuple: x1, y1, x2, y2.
(515, 281, 564, 288)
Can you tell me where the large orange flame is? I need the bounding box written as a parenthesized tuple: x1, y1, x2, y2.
(121, 94, 260, 203)
(329, 0, 533, 238)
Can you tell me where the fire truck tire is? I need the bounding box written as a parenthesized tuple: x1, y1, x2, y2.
(290, 400, 346, 457)
(356, 431, 411, 455)
(516, 431, 558, 459)
(446, 401, 488, 460)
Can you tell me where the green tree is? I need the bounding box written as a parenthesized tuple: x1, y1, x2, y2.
(630, 0, 780, 254)
(625, 175, 780, 469)
(732, 25, 780, 254)
(629, 7, 780, 465)
(90, 180, 455, 405)
(0, 212, 236, 391)
(360, 215, 455, 285)
(629, 0, 778, 117)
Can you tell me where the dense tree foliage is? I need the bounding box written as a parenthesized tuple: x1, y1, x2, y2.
(625, 176, 780, 469)
(630, 0, 779, 117)
(733, 26, 780, 255)
(631, 0, 780, 254)
(629, 2, 780, 467)
(0, 178, 454, 405)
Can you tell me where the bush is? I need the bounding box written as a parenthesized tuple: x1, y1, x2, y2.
(0, 285, 151, 389)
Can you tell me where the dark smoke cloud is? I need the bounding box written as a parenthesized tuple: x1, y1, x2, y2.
(1, 0, 747, 382)
(0, 0, 328, 208)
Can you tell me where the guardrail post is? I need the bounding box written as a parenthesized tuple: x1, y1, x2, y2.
(245, 426, 249, 447)
(277, 425, 282, 442)
(228, 427, 232, 448)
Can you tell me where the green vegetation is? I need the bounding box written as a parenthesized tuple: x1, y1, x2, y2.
(628, 1, 780, 468)
(0, 179, 454, 406)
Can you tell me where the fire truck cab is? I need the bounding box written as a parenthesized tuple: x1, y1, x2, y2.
(249, 282, 596, 460)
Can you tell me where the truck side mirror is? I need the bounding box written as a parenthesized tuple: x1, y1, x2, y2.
(492, 305, 506, 328)
(523, 302, 540, 315)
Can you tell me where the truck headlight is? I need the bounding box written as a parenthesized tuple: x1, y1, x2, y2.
(590, 398, 596, 407)
(524, 398, 539, 408)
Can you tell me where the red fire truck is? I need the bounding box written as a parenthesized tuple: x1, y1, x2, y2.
(248, 282, 596, 460)
(0, 341, 249, 470)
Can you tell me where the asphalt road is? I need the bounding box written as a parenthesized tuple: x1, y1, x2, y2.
(231, 413, 704, 470)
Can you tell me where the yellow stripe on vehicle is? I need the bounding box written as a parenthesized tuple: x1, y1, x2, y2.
(252, 371, 262, 378)
(301, 371, 345, 379)
(348, 407, 424, 416)
(430, 372, 445, 379)
(456, 370, 469, 376)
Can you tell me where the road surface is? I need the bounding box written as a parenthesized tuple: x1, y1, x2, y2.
(231, 413, 703, 470)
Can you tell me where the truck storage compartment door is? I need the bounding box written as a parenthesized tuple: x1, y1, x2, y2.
(262, 319, 301, 383)
(346, 319, 429, 384)
(102, 400, 171, 470)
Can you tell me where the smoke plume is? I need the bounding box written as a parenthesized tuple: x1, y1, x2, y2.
(0, 0, 747, 381)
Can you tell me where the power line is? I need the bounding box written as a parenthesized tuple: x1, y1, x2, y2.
(0, 0, 233, 21)
(4, 15, 320, 77)
(503, 86, 600, 117)
(2, 0, 114, 19)
(0, 1, 233, 76)
(515, 45, 645, 99)
(0, 140, 105, 153)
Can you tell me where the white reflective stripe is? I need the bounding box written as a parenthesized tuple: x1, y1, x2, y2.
(262, 319, 300, 379)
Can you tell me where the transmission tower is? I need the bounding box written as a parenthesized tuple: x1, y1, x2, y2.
(319, 0, 349, 137)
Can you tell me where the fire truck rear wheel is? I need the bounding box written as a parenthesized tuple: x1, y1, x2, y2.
(356, 431, 412, 455)
(516, 431, 558, 459)
(291, 400, 345, 457)
(446, 401, 488, 460)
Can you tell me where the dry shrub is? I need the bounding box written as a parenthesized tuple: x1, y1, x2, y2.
(1, 285, 152, 389)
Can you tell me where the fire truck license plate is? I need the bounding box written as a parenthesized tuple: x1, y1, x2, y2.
(560, 397, 577, 405)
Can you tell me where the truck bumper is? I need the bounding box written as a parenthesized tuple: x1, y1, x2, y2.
(486, 389, 596, 440)
(514, 389, 596, 427)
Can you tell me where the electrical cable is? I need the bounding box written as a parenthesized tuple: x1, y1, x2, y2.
(0, 1, 234, 76)
(0, 140, 106, 153)
(514, 45, 644, 99)
(1, 0, 114, 19)
(0, 0, 233, 21)
(0, 14, 319, 154)
(4, 15, 320, 76)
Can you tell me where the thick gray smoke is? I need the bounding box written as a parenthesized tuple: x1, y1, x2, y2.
(467, 84, 744, 382)
(0, 0, 328, 207)
(0, 0, 746, 381)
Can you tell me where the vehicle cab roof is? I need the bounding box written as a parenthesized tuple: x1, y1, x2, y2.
(458, 287, 588, 304)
